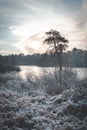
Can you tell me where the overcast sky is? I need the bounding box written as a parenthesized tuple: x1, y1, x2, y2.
(0, 0, 87, 55)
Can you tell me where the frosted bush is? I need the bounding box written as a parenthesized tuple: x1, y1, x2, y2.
(0, 68, 78, 96)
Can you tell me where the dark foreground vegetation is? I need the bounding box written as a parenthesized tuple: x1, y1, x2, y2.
(0, 54, 20, 73)
(0, 64, 20, 73)
(0, 48, 87, 67)
(0, 78, 87, 130)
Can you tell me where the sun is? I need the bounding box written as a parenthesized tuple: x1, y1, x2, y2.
(30, 40, 41, 50)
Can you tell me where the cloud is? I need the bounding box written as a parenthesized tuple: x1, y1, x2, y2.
(12, 12, 76, 54)
(0, 0, 87, 55)
(76, 0, 87, 28)
(14, 32, 48, 54)
(0, 0, 36, 53)
(73, 0, 87, 48)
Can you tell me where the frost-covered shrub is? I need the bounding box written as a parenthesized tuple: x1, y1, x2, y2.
(35, 69, 77, 95)
(62, 69, 77, 89)
(0, 67, 78, 96)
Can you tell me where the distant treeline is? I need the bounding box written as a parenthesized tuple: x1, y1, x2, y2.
(0, 48, 87, 67)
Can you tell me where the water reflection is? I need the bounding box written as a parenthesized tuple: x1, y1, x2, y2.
(19, 66, 44, 80)
(73, 68, 87, 79)
(19, 66, 87, 80)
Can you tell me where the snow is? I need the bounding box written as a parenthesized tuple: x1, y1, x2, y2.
(0, 72, 87, 130)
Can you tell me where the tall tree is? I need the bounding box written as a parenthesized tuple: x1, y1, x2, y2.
(44, 29, 68, 90)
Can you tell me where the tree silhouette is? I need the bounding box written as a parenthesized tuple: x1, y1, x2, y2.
(44, 29, 68, 90)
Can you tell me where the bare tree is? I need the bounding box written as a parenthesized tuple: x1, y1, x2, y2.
(44, 29, 68, 90)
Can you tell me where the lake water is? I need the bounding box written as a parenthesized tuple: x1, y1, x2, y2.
(19, 66, 87, 80)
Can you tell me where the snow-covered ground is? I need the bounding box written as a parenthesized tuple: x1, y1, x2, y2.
(0, 70, 87, 130)
(0, 80, 87, 130)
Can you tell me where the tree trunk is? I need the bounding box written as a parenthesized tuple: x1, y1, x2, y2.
(54, 52, 59, 88)
(59, 52, 62, 89)
(59, 63, 62, 88)
(54, 66, 59, 88)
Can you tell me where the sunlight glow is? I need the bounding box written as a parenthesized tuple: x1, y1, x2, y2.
(30, 40, 41, 50)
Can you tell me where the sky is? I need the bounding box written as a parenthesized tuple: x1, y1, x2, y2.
(0, 0, 87, 55)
